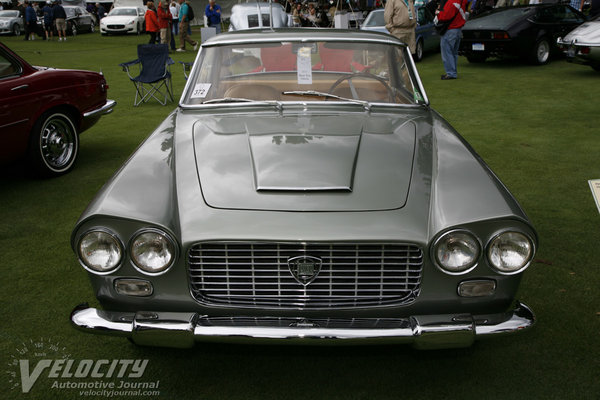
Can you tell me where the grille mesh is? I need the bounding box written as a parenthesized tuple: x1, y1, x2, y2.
(188, 242, 423, 309)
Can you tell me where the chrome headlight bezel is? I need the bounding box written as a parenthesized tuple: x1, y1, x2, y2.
(432, 230, 481, 275)
(129, 228, 177, 276)
(77, 228, 124, 275)
(487, 230, 535, 275)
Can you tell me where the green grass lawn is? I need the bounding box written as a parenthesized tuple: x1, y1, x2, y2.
(1, 32, 599, 400)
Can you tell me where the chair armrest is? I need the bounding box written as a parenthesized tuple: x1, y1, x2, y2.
(167, 58, 175, 66)
(119, 59, 140, 80)
(179, 61, 194, 79)
(119, 59, 140, 68)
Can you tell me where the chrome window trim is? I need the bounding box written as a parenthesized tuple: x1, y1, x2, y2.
(179, 34, 429, 107)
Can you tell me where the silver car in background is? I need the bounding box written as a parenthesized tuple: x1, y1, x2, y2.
(558, 14, 600, 72)
(0, 10, 24, 36)
(228, 2, 292, 31)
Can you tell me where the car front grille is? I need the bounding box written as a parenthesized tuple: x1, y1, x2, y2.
(107, 24, 125, 29)
(188, 242, 423, 309)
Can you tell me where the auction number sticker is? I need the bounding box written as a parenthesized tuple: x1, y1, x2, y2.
(191, 83, 211, 98)
(589, 179, 600, 214)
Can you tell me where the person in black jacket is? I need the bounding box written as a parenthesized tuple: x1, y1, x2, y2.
(53, 0, 67, 41)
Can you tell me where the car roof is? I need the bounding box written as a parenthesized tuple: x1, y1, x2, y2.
(232, 2, 286, 9)
(202, 28, 406, 47)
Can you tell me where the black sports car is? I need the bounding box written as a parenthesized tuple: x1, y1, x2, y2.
(460, 4, 587, 64)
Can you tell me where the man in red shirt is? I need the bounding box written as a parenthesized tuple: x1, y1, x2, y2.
(436, 0, 468, 80)
(158, 2, 172, 48)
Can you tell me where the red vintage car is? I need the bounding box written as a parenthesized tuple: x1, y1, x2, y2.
(0, 42, 116, 177)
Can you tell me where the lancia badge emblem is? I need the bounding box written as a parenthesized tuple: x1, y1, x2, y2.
(288, 255, 322, 285)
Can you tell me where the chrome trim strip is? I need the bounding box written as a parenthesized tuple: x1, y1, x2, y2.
(405, 49, 429, 105)
(557, 38, 600, 47)
(83, 99, 117, 119)
(70, 301, 535, 349)
(201, 35, 403, 48)
(178, 102, 423, 111)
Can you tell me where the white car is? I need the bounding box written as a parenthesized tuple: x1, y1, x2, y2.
(100, 6, 146, 35)
(228, 2, 292, 31)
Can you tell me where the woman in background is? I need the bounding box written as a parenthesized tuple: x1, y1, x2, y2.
(145, 1, 160, 44)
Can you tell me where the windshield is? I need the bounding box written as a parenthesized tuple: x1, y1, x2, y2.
(0, 11, 20, 18)
(184, 40, 424, 105)
(364, 11, 385, 27)
(108, 8, 137, 16)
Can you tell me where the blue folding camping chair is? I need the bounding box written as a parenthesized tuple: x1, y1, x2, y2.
(120, 44, 174, 106)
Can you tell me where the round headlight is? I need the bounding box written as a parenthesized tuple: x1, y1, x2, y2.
(78, 230, 123, 274)
(130, 231, 175, 275)
(488, 231, 533, 274)
(434, 231, 480, 274)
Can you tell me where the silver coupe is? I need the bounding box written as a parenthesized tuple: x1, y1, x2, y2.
(71, 29, 537, 350)
(558, 13, 600, 72)
(0, 10, 24, 36)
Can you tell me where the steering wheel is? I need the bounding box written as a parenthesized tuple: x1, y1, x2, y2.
(328, 72, 395, 103)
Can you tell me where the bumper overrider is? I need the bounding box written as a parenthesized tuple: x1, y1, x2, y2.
(70, 302, 535, 350)
(81, 99, 116, 132)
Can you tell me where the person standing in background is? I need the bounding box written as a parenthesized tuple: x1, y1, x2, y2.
(53, 0, 67, 41)
(42, 1, 53, 40)
(205, 0, 221, 34)
(384, 0, 417, 54)
(96, 2, 105, 24)
(177, 0, 197, 52)
(145, 2, 160, 44)
(170, 1, 179, 35)
(157, 2, 172, 48)
(24, 1, 37, 40)
(436, 0, 468, 79)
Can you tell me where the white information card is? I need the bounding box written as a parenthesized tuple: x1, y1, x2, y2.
(297, 47, 313, 85)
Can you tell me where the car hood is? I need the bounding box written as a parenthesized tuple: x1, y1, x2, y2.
(464, 8, 532, 31)
(192, 112, 419, 212)
(563, 20, 600, 44)
(102, 15, 138, 23)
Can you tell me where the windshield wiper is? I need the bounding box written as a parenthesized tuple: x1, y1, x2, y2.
(202, 97, 283, 113)
(282, 90, 371, 111)
(202, 97, 256, 104)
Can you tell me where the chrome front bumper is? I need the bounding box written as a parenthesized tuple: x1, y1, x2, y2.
(70, 302, 535, 350)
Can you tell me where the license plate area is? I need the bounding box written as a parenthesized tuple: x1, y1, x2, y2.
(472, 43, 485, 51)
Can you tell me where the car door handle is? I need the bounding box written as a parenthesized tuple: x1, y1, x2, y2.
(11, 84, 29, 91)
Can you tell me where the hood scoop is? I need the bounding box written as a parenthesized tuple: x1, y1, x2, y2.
(193, 114, 418, 212)
(248, 120, 362, 192)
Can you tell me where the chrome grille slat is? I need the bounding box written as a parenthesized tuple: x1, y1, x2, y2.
(188, 242, 423, 309)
